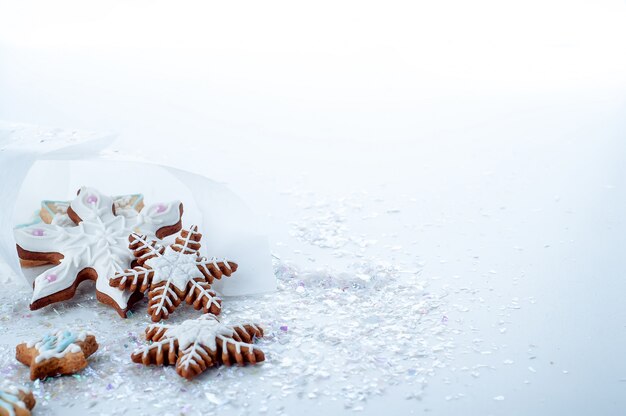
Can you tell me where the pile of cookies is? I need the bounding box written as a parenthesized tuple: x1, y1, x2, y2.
(5, 187, 267, 413)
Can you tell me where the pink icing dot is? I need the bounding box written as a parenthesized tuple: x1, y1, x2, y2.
(31, 229, 44, 237)
(45, 274, 57, 282)
(86, 195, 98, 205)
(155, 204, 167, 213)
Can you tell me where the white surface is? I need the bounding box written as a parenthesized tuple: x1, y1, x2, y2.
(1, 1, 626, 414)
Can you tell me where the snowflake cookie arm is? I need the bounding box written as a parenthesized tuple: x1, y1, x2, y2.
(230, 323, 264, 343)
(185, 279, 222, 315)
(109, 266, 154, 292)
(131, 337, 178, 366)
(173, 225, 238, 283)
(131, 323, 176, 366)
(109, 233, 163, 291)
(145, 323, 173, 341)
(213, 322, 265, 367)
(176, 339, 216, 379)
(175, 343, 217, 380)
(196, 257, 238, 283)
(128, 233, 165, 265)
(148, 282, 185, 322)
(171, 226, 202, 254)
(14, 223, 69, 265)
(28, 261, 82, 309)
(67, 187, 116, 223)
(15, 223, 94, 308)
(216, 331, 265, 367)
(133, 201, 184, 239)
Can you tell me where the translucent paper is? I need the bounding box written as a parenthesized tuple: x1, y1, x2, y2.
(0, 122, 275, 296)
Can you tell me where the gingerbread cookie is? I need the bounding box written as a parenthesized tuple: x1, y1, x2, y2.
(16, 330, 98, 380)
(39, 193, 145, 226)
(109, 226, 237, 322)
(132, 314, 265, 379)
(13, 186, 183, 317)
(16, 193, 145, 267)
(0, 386, 35, 416)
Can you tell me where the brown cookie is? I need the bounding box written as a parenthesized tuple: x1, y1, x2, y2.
(18, 194, 146, 268)
(110, 226, 237, 322)
(13, 186, 184, 317)
(16, 330, 98, 381)
(39, 193, 145, 228)
(0, 386, 35, 416)
(131, 314, 264, 380)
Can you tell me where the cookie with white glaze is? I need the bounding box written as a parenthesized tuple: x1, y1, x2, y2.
(0, 385, 35, 416)
(39, 193, 145, 227)
(16, 330, 98, 381)
(132, 314, 264, 380)
(110, 225, 237, 322)
(13, 186, 183, 317)
(17, 193, 145, 267)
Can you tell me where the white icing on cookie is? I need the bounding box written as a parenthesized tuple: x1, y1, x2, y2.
(166, 314, 234, 351)
(14, 187, 182, 312)
(43, 194, 144, 226)
(146, 247, 204, 290)
(134, 315, 263, 376)
(26, 330, 88, 363)
(132, 228, 226, 319)
(50, 213, 76, 227)
(138, 315, 261, 366)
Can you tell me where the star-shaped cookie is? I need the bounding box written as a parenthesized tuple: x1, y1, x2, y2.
(16, 330, 98, 380)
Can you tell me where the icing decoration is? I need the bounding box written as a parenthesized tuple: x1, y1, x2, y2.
(0, 386, 31, 416)
(50, 214, 75, 227)
(0, 392, 22, 416)
(109, 226, 237, 322)
(31, 229, 44, 237)
(15, 194, 145, 229)
(13, 187, 182, 316)
(16, 330, 98, 381)
(26, 330, 87, 363)
(132, 314, 265, 379)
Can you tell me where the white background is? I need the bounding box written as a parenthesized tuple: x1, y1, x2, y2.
(1, 1, 626, 415)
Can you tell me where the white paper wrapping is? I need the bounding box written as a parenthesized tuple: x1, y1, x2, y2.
(0, 121, 275, 296)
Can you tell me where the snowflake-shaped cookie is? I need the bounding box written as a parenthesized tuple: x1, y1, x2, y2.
(131, 314, 265, 379)
(109, 226, 237, 322)
(13, 187, 183, 317)
(39, 193, 145, 227)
